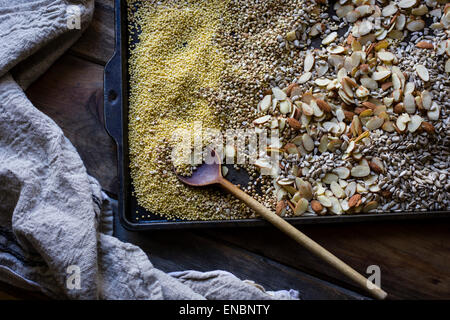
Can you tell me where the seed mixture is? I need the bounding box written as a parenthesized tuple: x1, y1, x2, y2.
(128, 0, 450, 221)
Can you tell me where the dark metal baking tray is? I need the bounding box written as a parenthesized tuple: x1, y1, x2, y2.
(104, 0, 449, 230)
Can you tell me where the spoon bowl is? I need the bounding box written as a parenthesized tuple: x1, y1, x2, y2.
(177, 150, 222, 187)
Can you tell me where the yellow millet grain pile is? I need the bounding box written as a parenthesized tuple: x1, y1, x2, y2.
(127, 0, 251, 220)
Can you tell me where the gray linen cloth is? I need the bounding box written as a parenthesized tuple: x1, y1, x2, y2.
(0, 0, 298, 299)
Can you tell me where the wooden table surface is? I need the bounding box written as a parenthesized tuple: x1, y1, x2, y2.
(2, 0, 449, 300)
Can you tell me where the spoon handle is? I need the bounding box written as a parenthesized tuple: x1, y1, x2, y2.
(218, 178, 387, 300)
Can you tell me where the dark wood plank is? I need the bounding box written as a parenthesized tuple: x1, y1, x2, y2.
(26, 54, 118, 194)
(113, 211, 367, 299)
(70, 0, 115, 65)
(203, 220, 450, 299)
(0, 281, 48, 300)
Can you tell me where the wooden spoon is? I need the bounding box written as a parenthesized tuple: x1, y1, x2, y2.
(177, 150, 387, 300)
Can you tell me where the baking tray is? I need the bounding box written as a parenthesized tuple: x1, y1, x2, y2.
(104, 0, 449, 230)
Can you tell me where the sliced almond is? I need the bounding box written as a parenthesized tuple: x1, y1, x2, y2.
(316, 60, 329, 76)
(279, 100, 291, 115)
(399, 0, 417, 9)
(372, 70, 391, 81)
(382, 4, 398, 17)
(311, 200, 324, 214)
(253, 115, 272, 125)
(374, 105, 387, 116)
(407, 115, 423, 132)
(407, 19, 425, 32)
(304, 53, 315, 72)
(350, 116, 363, 136)
(258, 95, 272, 113)
(405, 82, 415, 95)
(358, 20, 373, 36)
(351, 165, 371, 178)
(295, 178, 313, 200)
(322, 31, 338, 45)
(316, 99, 332, 113)
(322, 173, 339, 185)
(363, 200, 379, 213)
(360, 77, 378, 90)
(366, 116, 384, 130)
(286, 83, 299, 97)
(277, 178, 294, 186)
(345, 182, 357, 198)
(315, 78, 331, 87)
(328, 55, 345, 69)
(301, 102, 314, 117)
(330, 181, 346, 199)
(369, 158, 384, 174)
(302, 134, 315, 152)
(327, 45, 346, 55)
(355, 86, 370, 99)
(427, 102, 440, 121)
(286, 117, 302, 130)
(341, 77, 355, 97)
(421, 122, 435, 134)
(348, 194, 361, 208)
(377, 51, 395, 63)
(396, 113, 411, 131)
(416, 41, 434, 49)
(346, 10, 360, 23)
(356, 183, 367, 194)
(222, 166, 229, 177)
(328, 196, 343, 215)
(272, 87, 287, 101)
(283, 143, 299, 155)
(395, 14, 406, 31)
(415, 64, 429, 81)
(404, 93, 416, 114)
(328, 139, 343, 152)
(394, 102, 405, 114)
(275, 201, 286, 216)
(298, 72, 312, 84)
(294, 198, 309, 216)
(317, 195, 332, 208)
(311, 100, 324, 117)
(319, 135, 329, 153)
(412, 4, 428, 16)
(255, 158, 272, 170)
(333, 167, 350, 179)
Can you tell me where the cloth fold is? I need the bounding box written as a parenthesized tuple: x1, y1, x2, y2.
(0, 0, 298, 300)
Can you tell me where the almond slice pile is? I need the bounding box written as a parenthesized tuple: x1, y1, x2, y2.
(250, 0, 448, 217)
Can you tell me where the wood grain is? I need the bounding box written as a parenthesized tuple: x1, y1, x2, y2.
(26, 54, 118, 194)
(113, 210, 367, 299)
(70, 0, 115, 65)
(218, 178, 386, 299)
(203, 220, 450, 299)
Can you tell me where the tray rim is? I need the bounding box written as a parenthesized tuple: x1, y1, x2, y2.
(104, 0, 450, 231)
